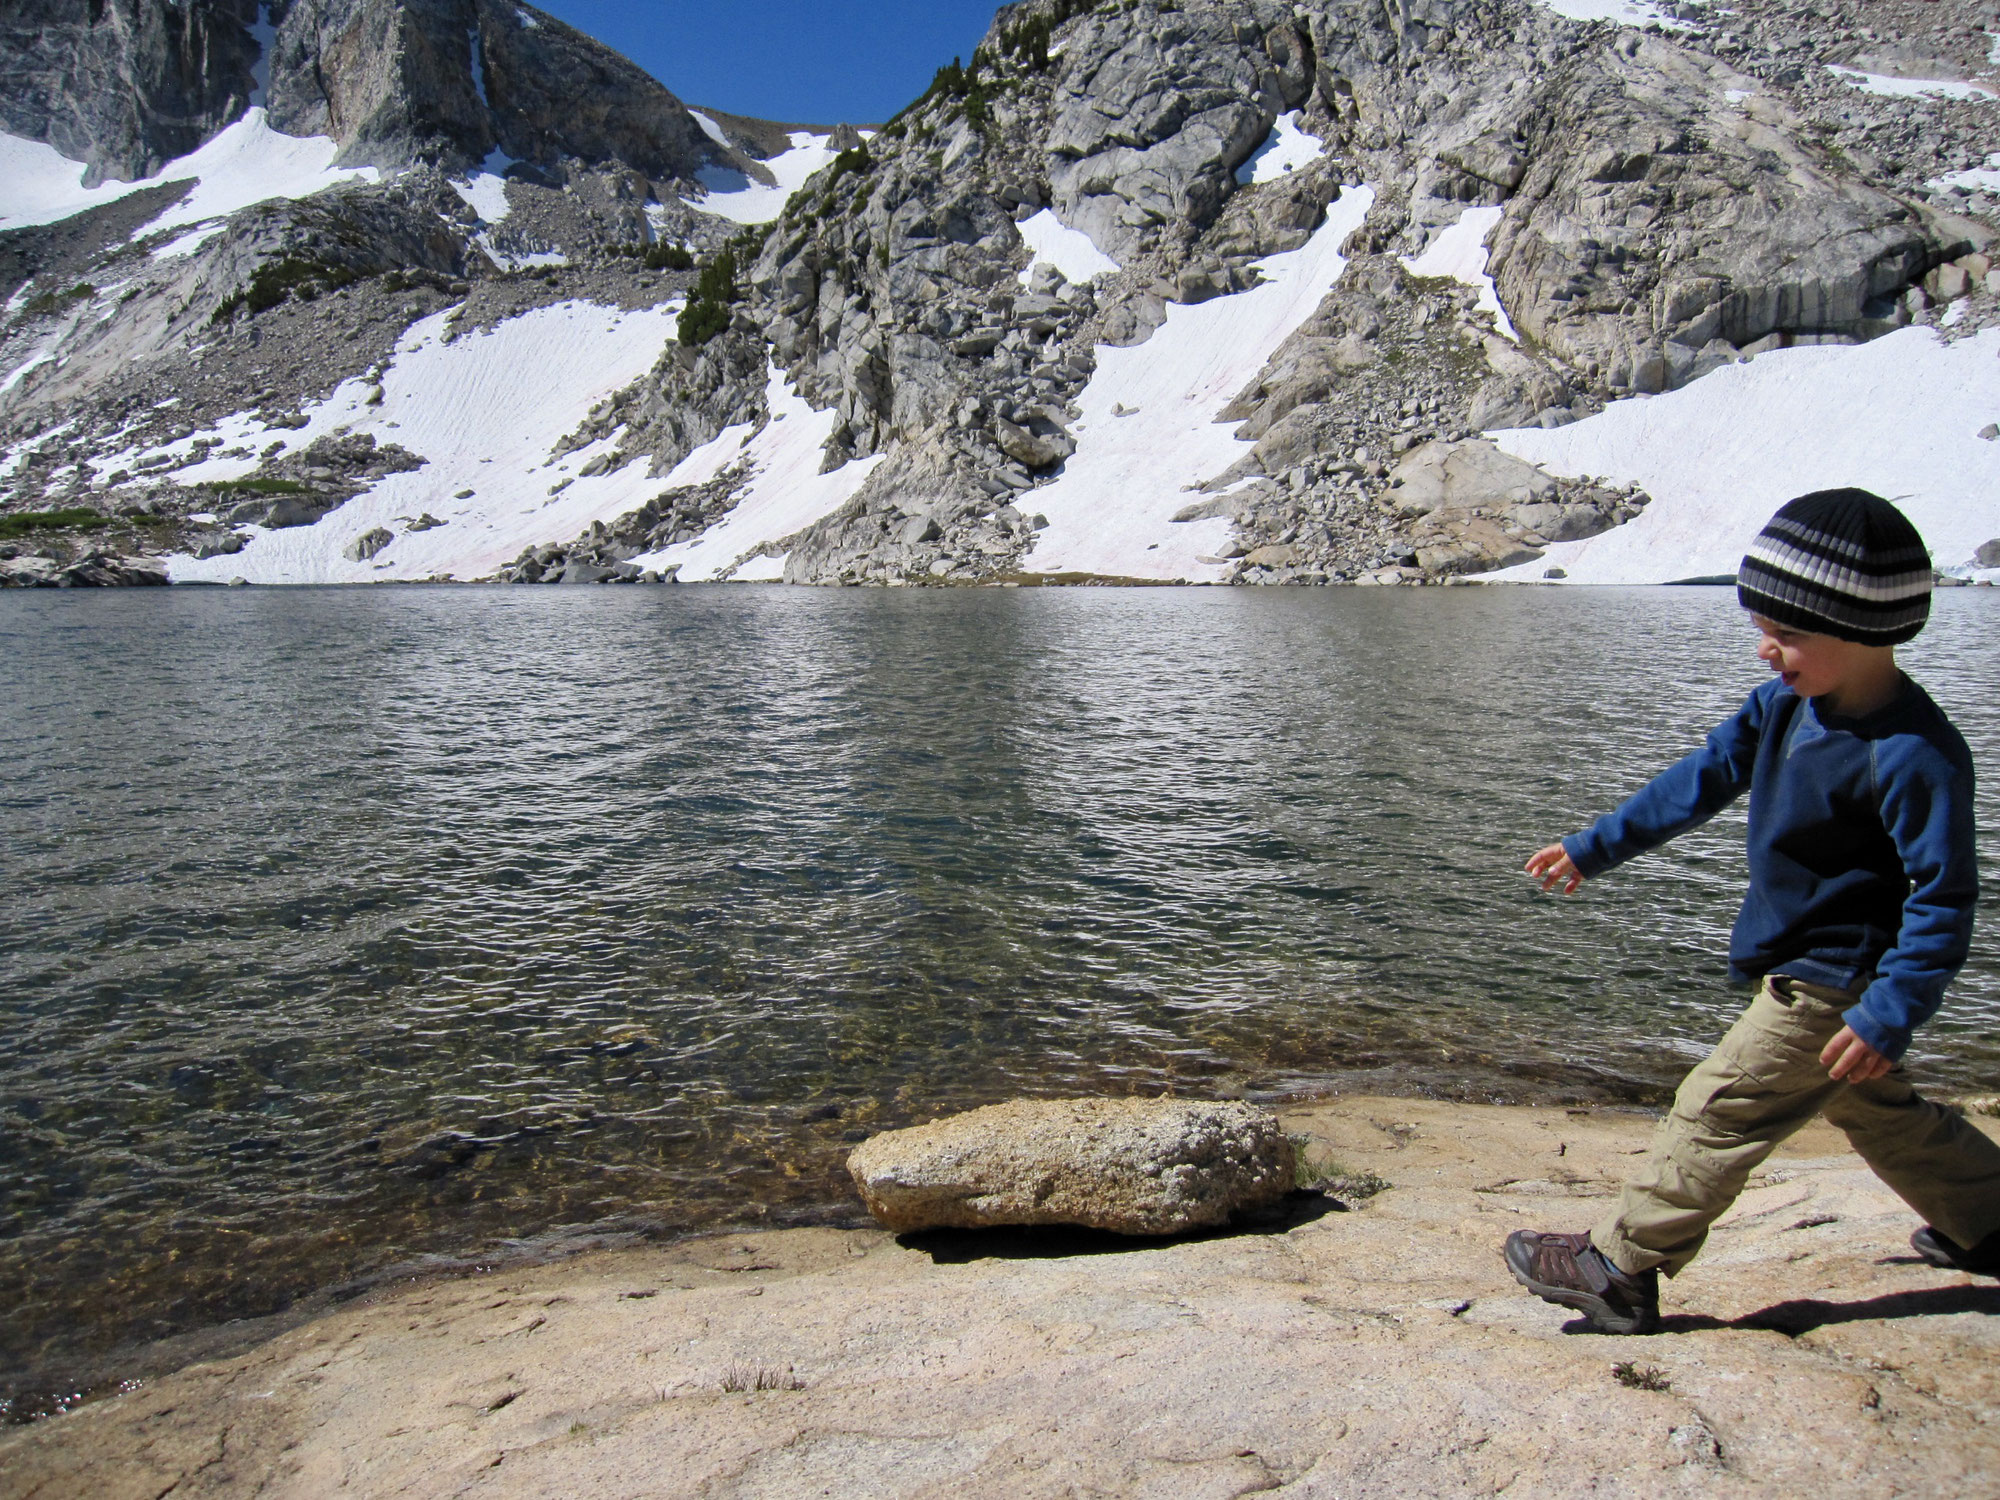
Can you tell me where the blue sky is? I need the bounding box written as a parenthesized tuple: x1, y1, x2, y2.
(529, 1, 1006, 125)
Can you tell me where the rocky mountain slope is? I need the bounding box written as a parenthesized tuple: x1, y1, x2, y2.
(4, 0, 2000, 588)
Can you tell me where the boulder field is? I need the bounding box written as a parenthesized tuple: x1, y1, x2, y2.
(5, 1095, 1995, 1498)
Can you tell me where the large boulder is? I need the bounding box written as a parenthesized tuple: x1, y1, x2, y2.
(1385, 438, 1557, 517)
(846, 1097, 1296, 1236)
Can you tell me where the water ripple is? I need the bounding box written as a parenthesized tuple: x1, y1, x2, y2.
(1, 584, 1997, 1410)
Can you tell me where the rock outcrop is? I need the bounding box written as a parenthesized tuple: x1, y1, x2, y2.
(846, 1097, 1297, 1235)
(0, 0, 261, 184)
(5, 1098, 1996, 1496)
(2, 0, 720, 185)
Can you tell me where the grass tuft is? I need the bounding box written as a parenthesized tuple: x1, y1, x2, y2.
(1612, 1361, 1671, 1392)
(1289, 1134, 1391, 1200)
(720, 1364, 804, 1393)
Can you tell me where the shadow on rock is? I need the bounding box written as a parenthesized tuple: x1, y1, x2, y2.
(1558, 1281, 2000, 1337)
(899, 1188, 1345, 1263)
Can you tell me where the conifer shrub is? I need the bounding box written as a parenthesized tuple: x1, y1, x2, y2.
(676, 246, 740, 347)
(205, 477, 312, 496)
(210, 257, 363, 323)
(825, 143, 873, 191)
(20, 283, 97, 318)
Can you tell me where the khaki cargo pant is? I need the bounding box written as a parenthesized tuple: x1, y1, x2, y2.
(1593, 975, 2000, 1278)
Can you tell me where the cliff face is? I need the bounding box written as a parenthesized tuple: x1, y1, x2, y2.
(0, 0, 261, 183)
(2, 0, 1998, 589)
(262, 0, 714, 178)
(0, 0, 714, 183)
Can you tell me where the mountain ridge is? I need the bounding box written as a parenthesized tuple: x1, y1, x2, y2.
(3, 0, 1999, 589)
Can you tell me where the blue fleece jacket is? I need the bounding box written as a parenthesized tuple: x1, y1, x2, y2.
(1562, 675, 1977, 1061)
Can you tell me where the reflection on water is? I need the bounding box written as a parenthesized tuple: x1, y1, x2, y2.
(2, 584, 1996, 1409)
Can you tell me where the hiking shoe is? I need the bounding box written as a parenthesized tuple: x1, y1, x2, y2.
(1505, 1229, 1660, 1334)
(1911, 1225, 2000, 1275)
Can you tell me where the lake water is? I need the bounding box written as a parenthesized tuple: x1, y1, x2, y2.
(4, 584, 1997, 1414)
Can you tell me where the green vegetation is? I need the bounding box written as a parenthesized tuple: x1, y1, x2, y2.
(20, 282, 96, 318)
(204, 476, 311, 496)
(825, 143, 873, 192)
(890, 53, 994, 127)
(609, 241, 694, 270)
(210, 256, 363, 323)
(998, 14, 1054, 69)
(676, 246, 741, 347)
(0, 507, 112, 541)
(1612, 1362, 1671, 1392)
(1289, 1134, 1392, 1199)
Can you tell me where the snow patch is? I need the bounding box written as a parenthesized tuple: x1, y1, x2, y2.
(167, 300, 682, 584)
(1014, 208, 1120, 287)
(685, 132, 836, 225)
(1535, 0, 1695, 32)
(468, 28, 491, 108)
(476, 240, 566, 271)
(1, 341, 61, 397)
(0, 105, 381, 237)
(688, 110, 735, 150)
(516, 6, 538, 27)
(628, 366, 885, 581)
(1235, 111, 1325, 186)
(1724, 88, 1754, 104)
(1929, 152, 2000, 193)
(1402, 205, 1517, 340)
(1018, 185, 1377, 582)
(150, 222, 227, 260)
(1827, 66, 1996, 101)
(452, 151, 517, 224)
(1479, 327, 2000, 584)
(134, 111, 378, 238)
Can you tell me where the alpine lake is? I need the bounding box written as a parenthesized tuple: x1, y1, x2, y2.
(4, 583, 1997, 1416)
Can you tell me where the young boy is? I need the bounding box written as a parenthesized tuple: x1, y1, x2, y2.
(1505, 488, 2000, 1334)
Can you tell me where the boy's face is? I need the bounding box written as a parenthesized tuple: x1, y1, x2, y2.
(1750, 613, 1881, 701)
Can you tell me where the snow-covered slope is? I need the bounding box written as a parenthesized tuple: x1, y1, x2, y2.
(166, 301, 683, 584)
(1479, 327, 2000, 585)
(628, 368, 886, 581)
(1019, 186, 1376, 581)
(685, 131, 842, 225)
(0, 110, 377, 234)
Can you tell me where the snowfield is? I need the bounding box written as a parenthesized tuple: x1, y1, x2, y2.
(1479, 327, 2000, 585)
(685, 131, 840, 225)
(167, 301, 684, 584)
(1019, 185, 1376, 582)
(0, 110, 376, 235)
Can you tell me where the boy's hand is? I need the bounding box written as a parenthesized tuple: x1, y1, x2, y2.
(1820, 1026, 1892, 1084)
(1524, 843, 1585, 894)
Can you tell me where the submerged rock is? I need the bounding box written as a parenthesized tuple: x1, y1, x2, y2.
(846, 1097, 1295, 1235)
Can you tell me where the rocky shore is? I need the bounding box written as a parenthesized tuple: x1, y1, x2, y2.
(5, 1094, 1995, 1498)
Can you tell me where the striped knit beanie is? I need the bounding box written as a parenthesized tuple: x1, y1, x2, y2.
(1737, 488, 1931, 645)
